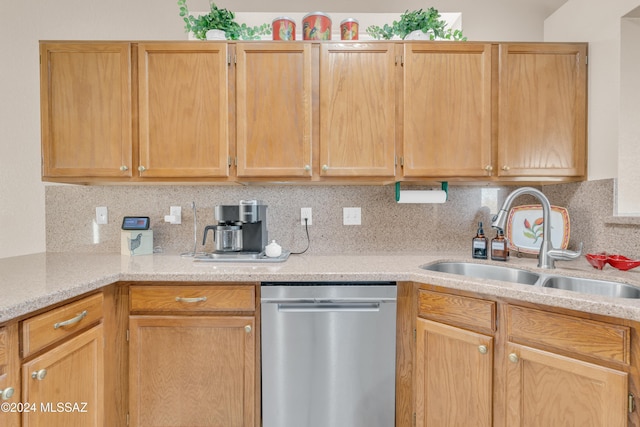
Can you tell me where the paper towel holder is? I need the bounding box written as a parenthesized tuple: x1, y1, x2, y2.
(395, 181, 448, 202)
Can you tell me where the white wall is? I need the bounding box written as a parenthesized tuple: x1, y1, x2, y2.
(0, 0, 552, 259)
(545, 0, 640, 209)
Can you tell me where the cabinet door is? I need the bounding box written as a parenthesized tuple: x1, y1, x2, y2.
(498, 43, 587, 177)
(129, 315, 255, 427)
(320, 43, 396, 177)
(506, 342, 628, 427)
(138, 43, 229, 178)
(40, 42, 132, 178)
(403, 43, 493, 177)
(0, 324, 20, 427)
(22, 324, 104, 427)
(236, 43, 312, 178)
(415, 317, 493, 427)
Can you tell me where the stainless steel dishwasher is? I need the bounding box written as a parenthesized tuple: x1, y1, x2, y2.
(261, 282, 397, 427)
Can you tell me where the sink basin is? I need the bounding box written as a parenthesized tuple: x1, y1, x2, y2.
(421, 262, 540, 285)
(542, 276, 640, 299)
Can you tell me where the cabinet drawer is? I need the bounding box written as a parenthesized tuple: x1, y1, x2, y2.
(507, 305, 630, 365)
(418, 289, 496, 333)
(130, 285, 255, 313)
(22, 293, 103, 358)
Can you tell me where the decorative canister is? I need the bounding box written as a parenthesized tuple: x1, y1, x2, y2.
(272, 16, 296, 40)
(302, 12, 332, 40)
(340, 18, 359, 40)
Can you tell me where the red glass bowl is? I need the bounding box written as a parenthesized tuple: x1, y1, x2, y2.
(585, 253, 608, 270)
(607, 255, 640, 271)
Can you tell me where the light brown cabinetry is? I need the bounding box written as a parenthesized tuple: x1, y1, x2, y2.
(412, 286, 634, 427)
(497, 43, 587, 178)
(235, 43, 313, 178)
(40, 42, 132, 179)
(0, 324, 20, 427)
(402, 43, 493, 178)
(128, 284, 257, 427)
(319, 43, 397, 177)
(137, 42, 230, 178)
(415, 289, 495, 427)
(505, 305, 629, 426)
(21, 293, 105, 427)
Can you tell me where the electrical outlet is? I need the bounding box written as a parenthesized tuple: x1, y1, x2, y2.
(343, 207, 361, 225)
(301, 207, 312, 225)
(96, 206, 108, 225)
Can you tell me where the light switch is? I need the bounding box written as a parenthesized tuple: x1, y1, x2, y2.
(96, 207, 108, 225)
(343, 207, 361, 225)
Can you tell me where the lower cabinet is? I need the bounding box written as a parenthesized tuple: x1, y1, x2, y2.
(0, 324, 20, 427)
(414, 285, 635, 427)
(128, 284, 257, 427)
(21, 324, 104, 427)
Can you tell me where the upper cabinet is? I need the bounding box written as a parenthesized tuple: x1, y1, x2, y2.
(402, 43, 493, 178)
(235, 43, 313, 178)
(137, 42, 229, 178)
(40, 42, 132, 179)
(39, 40, 588, 184)
(319, 43, 397, 178)
(497, 43, 587, 178)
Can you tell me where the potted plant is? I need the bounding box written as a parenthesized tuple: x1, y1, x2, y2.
(366, 8, 466, 41)
(177, 1, 270, 40)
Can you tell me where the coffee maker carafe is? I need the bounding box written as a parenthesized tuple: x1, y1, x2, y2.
(203, 200, 268, 253)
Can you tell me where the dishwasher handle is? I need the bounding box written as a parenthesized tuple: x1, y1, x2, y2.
(276, 302, 381, 312)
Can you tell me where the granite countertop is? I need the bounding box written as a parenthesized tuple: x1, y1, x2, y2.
(2, 251, 640, 324)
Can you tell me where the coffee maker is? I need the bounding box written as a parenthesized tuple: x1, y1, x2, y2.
(203, 200, 268, 253)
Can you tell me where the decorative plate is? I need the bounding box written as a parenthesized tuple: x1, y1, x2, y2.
(505, 204, 570, 255)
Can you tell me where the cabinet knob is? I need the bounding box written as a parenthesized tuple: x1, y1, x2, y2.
(508, 353, 519, 363)
(484, 165, 493, 172)
(138, 165, 146, 172)
(322, 165, 329, 171)
(502, 165, 510, 171)
(120, 165, 129, 171)
(1, 387, 15, 400)
(478, 345, 488, 354)
(304, 165, 311, 172)
(31, 369, 47, 381)
(244, 325, 252, 334)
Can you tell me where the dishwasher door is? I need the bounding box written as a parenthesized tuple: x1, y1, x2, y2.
(261, 283, 397, 427)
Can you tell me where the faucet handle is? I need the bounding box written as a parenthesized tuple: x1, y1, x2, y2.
(547, 242, 583, 261)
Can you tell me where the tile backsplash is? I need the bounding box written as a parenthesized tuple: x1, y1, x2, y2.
(45, 179, 640, 256)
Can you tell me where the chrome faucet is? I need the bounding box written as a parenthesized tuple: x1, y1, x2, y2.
(491, 187, 582, 269)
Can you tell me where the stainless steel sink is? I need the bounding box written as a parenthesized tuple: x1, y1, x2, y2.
(542, 276, 640, 299)
(421, 262, 540, 285)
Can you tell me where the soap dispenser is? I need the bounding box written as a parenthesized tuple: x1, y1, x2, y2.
(472, 222, 488, 259)
(491, 229, 509, 261)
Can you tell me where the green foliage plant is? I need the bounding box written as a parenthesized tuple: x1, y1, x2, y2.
(177, 1, 271, 40)
(366, 8, 467, 41)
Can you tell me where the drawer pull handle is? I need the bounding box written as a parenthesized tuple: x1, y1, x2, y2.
(478, 345, 488, 354)
(244, 325, 252, 334)
(31, 369, 47, 381)
(508, 353, 519, 363)
(175, 296, 207, 303)
(1, 387, 15, 400)
(54, 310, 88, 329)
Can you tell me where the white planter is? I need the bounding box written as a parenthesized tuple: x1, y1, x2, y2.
(205, 29, 227, 40)
(405, 29, 434, 40)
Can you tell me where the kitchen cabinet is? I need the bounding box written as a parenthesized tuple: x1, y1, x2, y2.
(128, 284, 257, 427)
(235, 43, 313, 178)
(0, 324, 20, 427)
(319, 43, 397, 177)
(21, 293, 105, 427)
(40, 42, 132, 179)
(497, 43, 587, 178)
(415, 289, 494, 427)
(137, 42, 230, 178)
(505, 305, 629, 426)
(401, 43, 493, 178)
